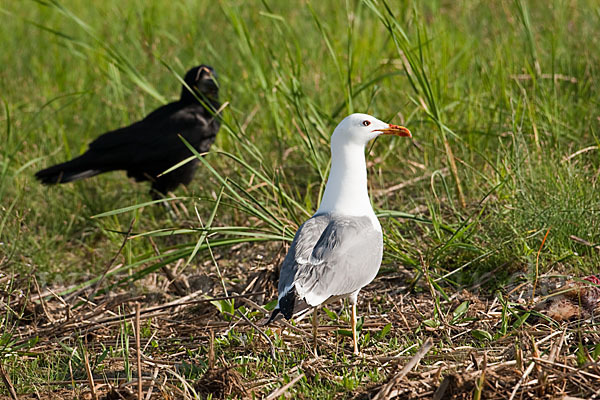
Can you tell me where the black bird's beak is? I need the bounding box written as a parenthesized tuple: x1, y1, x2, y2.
(196, 66, 213, 82)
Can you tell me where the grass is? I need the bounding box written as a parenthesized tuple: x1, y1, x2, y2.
(1, 0, 600, 398)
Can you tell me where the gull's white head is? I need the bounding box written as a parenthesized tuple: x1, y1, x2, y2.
(316, 112, 412, 221)
(331, 113, 411, 148)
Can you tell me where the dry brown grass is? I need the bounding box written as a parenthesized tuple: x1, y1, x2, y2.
(2, 246, 599, 399)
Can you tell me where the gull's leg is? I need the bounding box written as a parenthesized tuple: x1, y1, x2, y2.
(351, 302, 359, 355)
(312, 307, 319, 356)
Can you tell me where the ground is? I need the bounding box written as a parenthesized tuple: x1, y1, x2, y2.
(2, 243, 600, 399)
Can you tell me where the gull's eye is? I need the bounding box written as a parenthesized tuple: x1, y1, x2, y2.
(362, 120, 371, 127)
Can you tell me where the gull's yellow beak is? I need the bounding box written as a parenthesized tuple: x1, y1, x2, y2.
(375, 124, 412, 137)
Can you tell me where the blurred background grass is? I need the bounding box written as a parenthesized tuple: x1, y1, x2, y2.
(1, 0, 599, 291)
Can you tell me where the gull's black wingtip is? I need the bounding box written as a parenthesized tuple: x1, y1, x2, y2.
(263, 288, 297, 325)
(263, 308, 281, 326)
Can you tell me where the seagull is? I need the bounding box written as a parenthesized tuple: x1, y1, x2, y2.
(35, 65, 221, 199)
(267, 113, 411, 354)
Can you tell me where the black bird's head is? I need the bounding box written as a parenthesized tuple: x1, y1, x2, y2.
(180, 65, 219, 104)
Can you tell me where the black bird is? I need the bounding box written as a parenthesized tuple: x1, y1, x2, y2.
(35, 65, 221, 198)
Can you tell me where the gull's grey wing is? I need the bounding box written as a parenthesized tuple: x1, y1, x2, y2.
(274, 213, 383, 320)
(295, 215, 383, 304)
(275, 215, 330, 317)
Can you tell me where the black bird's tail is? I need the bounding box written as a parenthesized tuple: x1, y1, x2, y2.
(35, 155, 103, 185)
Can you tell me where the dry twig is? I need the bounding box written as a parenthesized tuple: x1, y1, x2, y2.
(136, 303, 143, 400)
(0, 362, 18, 400)
(236, 308, 277, 359)
(265, 373, 305, 400)
(82, 349, 97, 400)
(373, 338, 434, 400)
(508, 361, 535, 400)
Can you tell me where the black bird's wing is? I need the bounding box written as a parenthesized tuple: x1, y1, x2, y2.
(35, 102, 219, 190)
